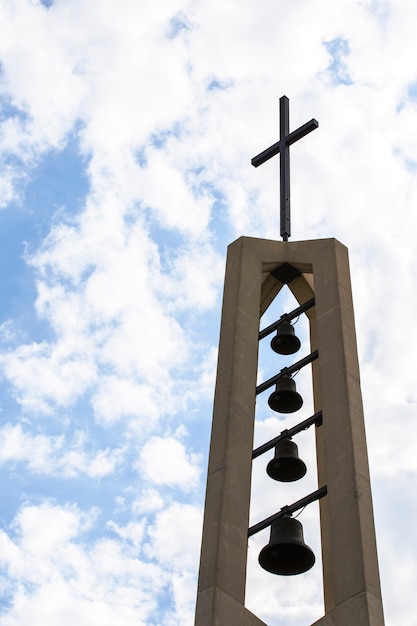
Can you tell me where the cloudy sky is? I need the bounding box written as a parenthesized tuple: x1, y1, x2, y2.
(0, 0, 416, 624)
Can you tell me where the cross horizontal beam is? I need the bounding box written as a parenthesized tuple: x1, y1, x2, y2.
(251, 118, 319, 168)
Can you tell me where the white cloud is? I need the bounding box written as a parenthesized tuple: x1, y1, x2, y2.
(0, 192, 217, 422)
(0, 341, 97, 414)
(91, 376, 163, 427)
(0, 424, 122, 478)
(106, 519, 146, 549)
(147, 501, 203, 572)
(134, 149, 213, 239)
(145, 501, 202, 623)
(0, 501, 166, 626)
(159, 242, 224, 311)
(131, 488, 165, 515)
(137, 435, 201, 491)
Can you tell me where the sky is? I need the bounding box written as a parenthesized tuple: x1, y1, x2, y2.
(0, 0, 416, 624)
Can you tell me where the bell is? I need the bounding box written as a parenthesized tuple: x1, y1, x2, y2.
(268, 375, 303, 413)
(266, 439, 307, 482)
(258, 516, 315, 576)
(270, 320, 301, 355)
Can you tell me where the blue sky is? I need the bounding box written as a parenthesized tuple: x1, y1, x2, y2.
(0, 0, 417, 624)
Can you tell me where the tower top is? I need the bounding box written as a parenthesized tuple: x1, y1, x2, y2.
(251, 95, 318, 241)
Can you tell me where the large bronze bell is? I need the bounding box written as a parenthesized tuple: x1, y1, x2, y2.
(266, 439, 307, 482)
(268, 375, 303, 413)
(258, 516, 315, 575)
(270, 320, 301, 355)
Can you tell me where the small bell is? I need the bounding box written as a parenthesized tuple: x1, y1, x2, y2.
(268, 375, 303, 413)
(270, 320, 301, 355)
(258, 516, 315, 576)
(266, 439, 307, 482)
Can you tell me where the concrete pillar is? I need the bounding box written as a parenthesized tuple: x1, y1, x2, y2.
(194, 238, 266, 626)
(195, 237, 384, 626)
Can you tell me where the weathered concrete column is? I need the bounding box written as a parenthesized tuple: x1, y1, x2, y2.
(194, 238, 267, 626)
(195, 237, 384, 626)
(305, 239, 385, 626)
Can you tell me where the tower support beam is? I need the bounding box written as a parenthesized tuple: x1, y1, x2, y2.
(195, 237, 384, 626)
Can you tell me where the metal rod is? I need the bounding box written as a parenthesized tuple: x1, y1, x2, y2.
(248, 486, 327, 537)
(255, 349, 318, 395)
(252, 411, 322, 459)
(258, 297, 315, 340)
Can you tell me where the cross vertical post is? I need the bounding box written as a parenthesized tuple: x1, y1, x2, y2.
(280, 96, 290, 241)
(251, 95, 318, 241)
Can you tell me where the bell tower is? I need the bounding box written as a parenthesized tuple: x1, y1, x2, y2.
(194, 99, 384, 626)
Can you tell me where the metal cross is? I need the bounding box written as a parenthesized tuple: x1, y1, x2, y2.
(251, 96, 318, 241)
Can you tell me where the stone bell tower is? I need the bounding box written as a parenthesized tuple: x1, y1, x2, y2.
(194, 98, 384, 626)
